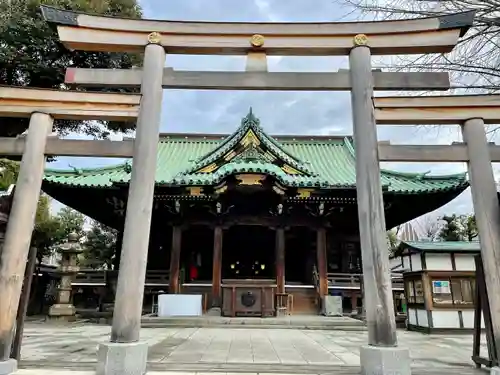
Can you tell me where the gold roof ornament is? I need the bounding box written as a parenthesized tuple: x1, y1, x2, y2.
(353, 34, 368, 46)
(147, 32, 162, 44)
(250, 34, 265, 47)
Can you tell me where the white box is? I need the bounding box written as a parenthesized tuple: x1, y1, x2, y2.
(157, 294, 203, 317)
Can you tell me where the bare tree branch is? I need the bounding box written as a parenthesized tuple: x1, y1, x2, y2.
(343, 0, 500, 93)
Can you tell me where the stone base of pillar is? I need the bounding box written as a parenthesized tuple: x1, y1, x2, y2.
(0, 358, 17, 375)
(207, 307, 221, 316)
(360, 345, 410, 375)
(48, 303, 76, 320)
(97, 342, 148, 375)
(491, 366, 500, 375)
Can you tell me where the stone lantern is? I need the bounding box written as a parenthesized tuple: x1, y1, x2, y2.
(49, 232, 83, 320)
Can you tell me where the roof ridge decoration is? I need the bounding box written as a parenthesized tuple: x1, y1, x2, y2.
(185, 108, 317, 177)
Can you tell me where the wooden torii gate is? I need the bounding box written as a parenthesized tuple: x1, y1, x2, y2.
(375, 94, 500, 373)
(0, 88, 140, 375)
(0, 5, 475, 375)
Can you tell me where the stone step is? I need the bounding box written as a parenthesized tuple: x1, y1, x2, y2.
(18, 362, 483, 375)
(140, 315, 367, 330)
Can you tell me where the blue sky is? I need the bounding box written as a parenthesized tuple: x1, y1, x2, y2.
(48, 0, 492, 222)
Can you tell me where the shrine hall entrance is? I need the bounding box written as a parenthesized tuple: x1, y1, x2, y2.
(222, 226, 275, 279)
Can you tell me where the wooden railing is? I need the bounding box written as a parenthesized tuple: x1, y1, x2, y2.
(327, 272, 404, 291)
(73, 269, 170, 287)
(74, 270, 107, 286)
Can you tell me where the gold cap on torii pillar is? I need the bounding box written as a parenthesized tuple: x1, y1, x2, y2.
(250, 34, 265, 47)
(147, 32, 162, 45)
(353, 34, 369, 46)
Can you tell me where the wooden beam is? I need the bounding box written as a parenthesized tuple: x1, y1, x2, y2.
(66, 68, 451, 91)
(41, 6, 473, 55)
(374, 94, 500, 124)
(378, 143, 500, 162)
(169, 226, 182, 294)
(212, 226, 223, 308)
(316, 227, 328, 297)
(0, 137, 134, 158)
(275, 227, 285, 295)
(0, 86, 140, 120)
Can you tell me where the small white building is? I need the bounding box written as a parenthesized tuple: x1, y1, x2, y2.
(392, 241, 482, 333)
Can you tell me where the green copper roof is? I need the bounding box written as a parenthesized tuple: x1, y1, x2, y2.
(44, 111, 468, 193)
(400, 241, 481, 252)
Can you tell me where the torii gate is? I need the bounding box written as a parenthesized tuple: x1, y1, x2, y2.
(0, 6, 475, 375)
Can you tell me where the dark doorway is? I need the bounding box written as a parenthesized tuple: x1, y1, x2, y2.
(285, 227, 315, 284)
(222, 226, 275, 279)
(180, 225, 213, 282)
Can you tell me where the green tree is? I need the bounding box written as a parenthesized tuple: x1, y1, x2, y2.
(457, 214, 478, 241)
(82, 220, 117, 269)
(56, 206, 85, 239)
(0, 158, 63, 262)
(438, 215, 463, 241)
(437, 214, 478, 241)
(0, 0, 142, 137)
(0, 159, 20, 189)
(387, 229, 399, 255)
(31, 195, 62, 263)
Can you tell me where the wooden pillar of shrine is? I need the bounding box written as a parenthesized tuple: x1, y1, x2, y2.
(169, 226, 182, 294)
(462, 117, 500, 361)
(211, 226, 223, 308)
(349, 35, 398, 349)
(0, 112, 53, 368)
(110, 40, 165, 345)
(316, 227, 328, 297)
(275, 227, 285, 294)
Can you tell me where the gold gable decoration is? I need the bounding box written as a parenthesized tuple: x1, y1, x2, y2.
(197, 163, 218, 173)
(186, 186, 204, 197)
(282, 164, 301, 175)
(235, 173, 265, 186)
(224, 150, 237, 161)
(215, 184, 228, 194)
(240, 129, 260, 147)
(187, 186, 204, 196)
(297, 188, 314, 198)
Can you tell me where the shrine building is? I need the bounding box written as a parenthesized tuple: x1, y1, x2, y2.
(41, 110, 468, 315)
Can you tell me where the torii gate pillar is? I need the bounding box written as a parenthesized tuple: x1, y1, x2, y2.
(349, 35, 411, 375)
(97, 37, 165, 375)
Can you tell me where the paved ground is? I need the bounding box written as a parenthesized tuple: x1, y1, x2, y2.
(16, 322, 488, 373)
(11, 370, 489, 375)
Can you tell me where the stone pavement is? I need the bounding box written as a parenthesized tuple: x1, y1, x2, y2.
(11, 370, 488, 375)
(16, 322, 488, 373)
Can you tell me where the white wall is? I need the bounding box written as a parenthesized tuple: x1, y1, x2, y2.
(432, 310, 460, 328)
(403, 255, 411, 271)
(410, 254, 422, 271)
(416, 309, 428, 327)
(425, 253, 453, 271)
(408, 308, 417, 325)
(454, 254, 476, 271)
(462, 310, 485, 329)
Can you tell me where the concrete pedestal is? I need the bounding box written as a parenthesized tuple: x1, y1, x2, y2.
(97, 342, 148, 375)
(0, 359, 17, 375)
(491, 367, 500, 375)
(322, 295, 343, 317)
(360, 345, 411, 375)
(49, 303, 76, 319)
